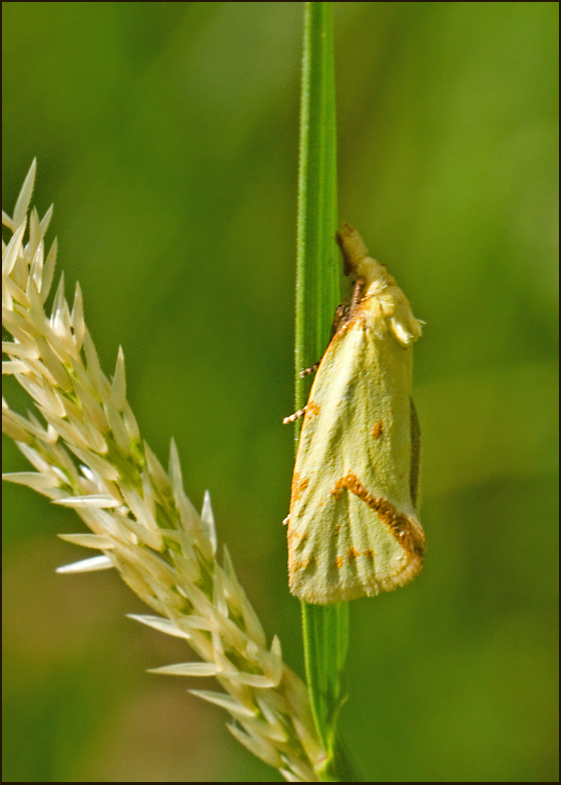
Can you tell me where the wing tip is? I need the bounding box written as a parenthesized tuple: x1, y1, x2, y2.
(289, 552, 424, 605)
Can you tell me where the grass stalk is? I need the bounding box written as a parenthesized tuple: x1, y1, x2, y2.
(294, 3, 359, 781)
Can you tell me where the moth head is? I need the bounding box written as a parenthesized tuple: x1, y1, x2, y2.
(336, 223, 423, 347)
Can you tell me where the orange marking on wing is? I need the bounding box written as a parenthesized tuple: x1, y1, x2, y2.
(330, 472, 425, 560)
(287, 527, 308, 550)
(363, 548, 375, 561)
(347, 547, 359, 562)
(286, 527, 299, 543)
(371, 421, 384, 440)
(331, 478, 345, 500)
(290, 473, 310, 506)
(289, 554, 315, 577)
(306, 401, 320, 417)
(336, 555, 344, 569)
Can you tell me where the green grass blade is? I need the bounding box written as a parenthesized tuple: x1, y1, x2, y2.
(294, 3, 358, 781)
(302, 602, 358, 781)
(296, 0, 339, 391)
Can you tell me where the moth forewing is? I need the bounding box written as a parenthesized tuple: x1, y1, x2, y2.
(286, 225, 425, 605)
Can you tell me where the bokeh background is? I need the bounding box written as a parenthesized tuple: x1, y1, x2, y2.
(2, 2, 558, 782)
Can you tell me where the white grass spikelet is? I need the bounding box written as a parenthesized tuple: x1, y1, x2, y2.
(56, 555, 115, 573)
(58, 533, 115, 549)
(149, 662, 219, 677)
(126, 613, 193, 640)
(2, 162, 324, 782)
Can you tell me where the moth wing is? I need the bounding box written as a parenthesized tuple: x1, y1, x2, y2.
(287, 312, 425, 604)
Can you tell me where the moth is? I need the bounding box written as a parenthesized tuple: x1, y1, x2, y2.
(284, 224, 425, 604)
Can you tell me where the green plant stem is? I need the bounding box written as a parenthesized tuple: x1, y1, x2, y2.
(296, 1, 339, 381)
(295, 3, 359, 781)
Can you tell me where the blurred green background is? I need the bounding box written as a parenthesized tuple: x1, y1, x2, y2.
(2, 2, 558, 782)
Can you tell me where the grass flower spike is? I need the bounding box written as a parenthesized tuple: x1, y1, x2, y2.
(2, 161, 325, 782)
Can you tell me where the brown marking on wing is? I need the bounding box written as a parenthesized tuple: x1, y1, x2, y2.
(363, 548, 375, 561)
(330, 472, 425, 559)
(290, 473, 309, 506)
(409, 397, 421, 509)
(371, 421, 384, 440)
(374, 495, 425, 558)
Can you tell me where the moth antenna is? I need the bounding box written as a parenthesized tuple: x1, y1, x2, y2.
(330, 279, 366, 339)
(348, 276, 366, 319)
(283, 407, 307, 425)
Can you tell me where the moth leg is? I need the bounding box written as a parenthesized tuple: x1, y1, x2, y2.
(330, 303, 349, 335)
(299, 361, 320, 378)
(283, 407, 307, 424)
(300, 289, 363, 378)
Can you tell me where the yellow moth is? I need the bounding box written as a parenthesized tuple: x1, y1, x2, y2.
(284, 224, 425, 604)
